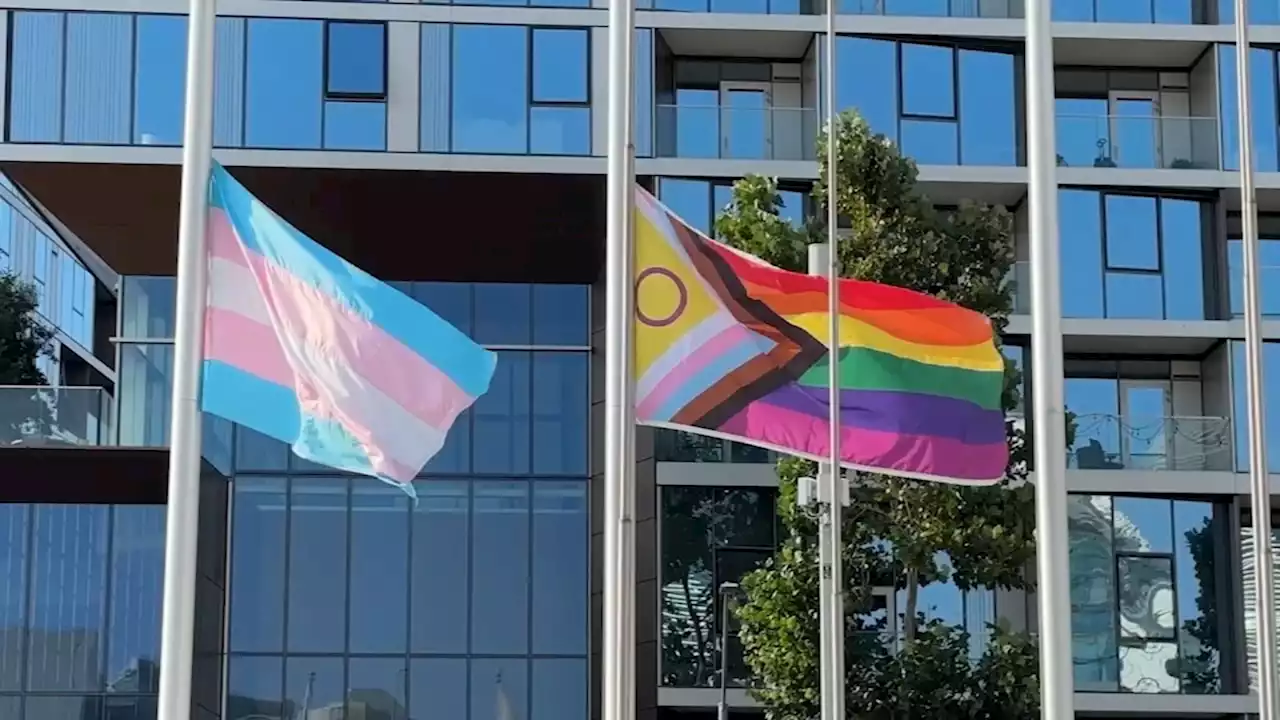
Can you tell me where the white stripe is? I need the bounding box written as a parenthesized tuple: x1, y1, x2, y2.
(206, 256, 450, 475)
(207, 256, 271, 326)
(635, 310, 737, 401)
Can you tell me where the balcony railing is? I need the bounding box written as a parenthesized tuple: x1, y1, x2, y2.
(655, 428, 776, 463)
(841, 0, 1021, 16)
(655, 104, 817, 162)
(1055, 114, 1220, 170)
(0, 385, 112, 447)
(1068, 413, 1232, 472)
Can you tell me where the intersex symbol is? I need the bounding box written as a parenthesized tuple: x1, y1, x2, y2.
(635, 267, 688, 328)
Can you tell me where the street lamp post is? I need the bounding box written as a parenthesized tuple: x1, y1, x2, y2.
(718, 581, 742, 720)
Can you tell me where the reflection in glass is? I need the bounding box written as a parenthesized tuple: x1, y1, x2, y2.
(348, 657, 408, 720)
(409, 659, 466, 720)
(660, 487, 775, 687)
(1117, 556, 1175, 641)
(22, 696, 103, 720)
(473, 352, 532, 475)
(474, 284, 533, 345)
(284, 656, 343, 720)
(287, 479, 348, 653)
(532, 285, 589, 346)
(0, 505, 29, 690)
(229, 478, 287, 653)
(472, 480, 531, 654)
(532, 353, 588, 476)
(532, 658, 587, 720)
(245, 19, 323, 149)
(103, 694, 159, 720)
(471, 658, 527, 720)
(27, 505, 109, 692)
(106, 506, 165, 692)
(349, 483, 410, 654)
(411, 480, 470, 654)
(532, 482, 588, 654)
(120, 277, 177, 340)
(117, 343, 173, 447)
(1068, 496, 1118, 690)
(452, 25, 528, 154)
(226, 655, 284, 720)
(1174, 502, 1220, 693)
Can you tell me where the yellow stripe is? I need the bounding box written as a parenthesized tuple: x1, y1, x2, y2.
(787, 312, 1004, 372)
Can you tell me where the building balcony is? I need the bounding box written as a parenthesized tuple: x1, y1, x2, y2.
(1068, 413, 1233, 471)
(654, 104, 817, 162)
(1055, 113, 1221, 171)
(0, 385, 112, 448)
(655, 428, 777, 463)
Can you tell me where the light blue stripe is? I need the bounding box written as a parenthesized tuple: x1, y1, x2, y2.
(649, 334, 776, 422)
(202, 360, 412, 492)
(201, 360, 301, 445)
(207, 163, 497, 399)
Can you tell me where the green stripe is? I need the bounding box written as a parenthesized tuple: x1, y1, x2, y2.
(798, 346, 1004, 411)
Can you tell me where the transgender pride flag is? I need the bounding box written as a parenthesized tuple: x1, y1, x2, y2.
(201, 163, 496, 493)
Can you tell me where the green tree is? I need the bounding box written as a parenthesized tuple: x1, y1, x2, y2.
(722, 111, 1041, 719)
(0, 272, 54, 442)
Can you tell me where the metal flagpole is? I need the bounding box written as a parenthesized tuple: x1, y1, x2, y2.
(1025, 0, 1072, 718)
(603, 0, 637, 716)
(1233, 1, 1280, 716)
(156, 0, 216, 719)
(820, 0, 846, 714)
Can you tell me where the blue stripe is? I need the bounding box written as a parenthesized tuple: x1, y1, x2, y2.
(208, 163, 496, 399)
(649, 332, 776, 422)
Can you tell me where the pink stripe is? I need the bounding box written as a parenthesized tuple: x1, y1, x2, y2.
(204, 307, 294, 387)
(721, 401, 1007, 483)
(297, 404, 422, 483)
(636, 323, 756, 419)
(205, 208, 472, 430)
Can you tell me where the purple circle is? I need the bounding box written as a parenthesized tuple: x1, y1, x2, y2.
(636, 267, 688, 327)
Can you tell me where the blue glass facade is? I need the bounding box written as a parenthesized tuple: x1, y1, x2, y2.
(0, 504, 167, 719)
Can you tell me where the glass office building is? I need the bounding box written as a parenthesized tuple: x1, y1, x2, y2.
(2, 0, 1280, 719)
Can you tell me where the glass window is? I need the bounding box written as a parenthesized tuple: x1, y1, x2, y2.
(246, 19, 323, 149)
(1068, 495, 1118, 690)
(635, 29, 654, 158)
(530, 106, 591, 156)
(121, 276, 176, 339)
(10, 12, 65, 143)
(226, 656, 282, 720)
(323, 101, 387, 151)
(0, 504, 28, 690)
(409, 659, 466, 720)
(1174, 501, 1220, 695)
(1220, 45, 1280, 173)
(235, 427, 289, 472)
(325, 21, 387, 98)
(1104, 195, 1160, 271)
(471, 658, 527, 720)
(64, 13, 133, 145)
(533, 284, 589, 346)
(531, 353, 588, 476)
(660, 487, 776, 687)
(134, 15, 186, 146)
(284, 657, 343, 718)
(475, 283, 533, 345)
(473, 351, 532, 474)
(106, 506, 164, 693)
(286, 478, 348, 653)
(117, 343, 174, 447)
(213, 17, 248, 148)
(452, 25, 528, 154)
(532, 29, 588, 104)
(420, 24, 451, 153)
(1160, 199, 1205, 320)
(472, 480, 530, 654)
(958, 49, 1016, 166)
(347, 657, 407, 720)
(901, 43, 955, 118)
(1060, 189, 1105, 318)
(228, 477, 287, 653)
(411, 480, 470, 654)
(27, 505, 109, 691)
(349, 482, 410, 654)
(24, 696, 102, 720)
(531, 481, 588, 654)
(835, 37, 898, 139)
(532, 659, 587, 720)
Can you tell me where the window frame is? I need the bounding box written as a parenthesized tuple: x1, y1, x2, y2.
(322, 19, 389, 102)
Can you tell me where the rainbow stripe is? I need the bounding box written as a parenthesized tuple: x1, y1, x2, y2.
(633, 186, 1008, 484)
(202, 164, 496, 491)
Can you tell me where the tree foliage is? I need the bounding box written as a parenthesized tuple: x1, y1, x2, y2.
(720, 111, 1041, 718)
(0, 272, 54, 441)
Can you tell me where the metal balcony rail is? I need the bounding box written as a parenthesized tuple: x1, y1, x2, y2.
(1054, 113, 1221, 171)
(842, 0, 1021, 16)
(654, 104, 818, 162)
(1068, 413, 1232, 472)
(0, 385, 113, 448)
(655, 428, 776, 463)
